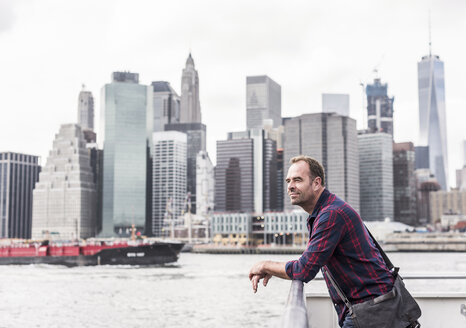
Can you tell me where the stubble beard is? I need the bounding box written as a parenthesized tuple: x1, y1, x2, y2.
(289, 194, 303, 206)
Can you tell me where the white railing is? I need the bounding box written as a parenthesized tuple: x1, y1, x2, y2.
(280, 280, 309, 328)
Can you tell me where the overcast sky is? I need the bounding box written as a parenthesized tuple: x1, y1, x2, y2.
(1, 0, 465, 187)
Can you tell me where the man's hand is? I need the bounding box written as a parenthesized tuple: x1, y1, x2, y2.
(249, 261, 272, 293)
(249, 260, 289, 293)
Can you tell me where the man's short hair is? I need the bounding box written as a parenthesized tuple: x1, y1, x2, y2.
(289, 155, 326, 187)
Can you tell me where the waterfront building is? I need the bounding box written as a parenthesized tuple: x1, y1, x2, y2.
(456, 141, 466, 190)
(210, 211, 309, 246)
(165, 122, 206, 214)
(415, 169, 440, 224)
(246, 75, 281, 129)
(150, 81, 180, 133)
(180, 54, 201, 123)
(463, 140, 466, 166)
(393, 142, 417, 225)
(215, 129, 278, 214)
(32, 124, 96, 239)
(456, 167, 466, 191)
(100, 71, 148, 237)
(322, 93, 350, 117)
(417, 54, 448, 190)
(0, 152, 40, 239)
(152, 131, 187, 237)
(77, 87, 94, 131)
(358, 132, 393, 221)
(283, 112, 359, 212)
(196, 151, 214, 217)
(430, 189, 466, 223)
(366, 78, 394, 137)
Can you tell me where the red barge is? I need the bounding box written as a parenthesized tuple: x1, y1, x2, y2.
(0, 240, 184, 266)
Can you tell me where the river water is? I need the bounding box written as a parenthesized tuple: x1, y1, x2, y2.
(1, 252, 466, 328)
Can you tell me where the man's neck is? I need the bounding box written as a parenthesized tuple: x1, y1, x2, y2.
(302, 188, 324, 214)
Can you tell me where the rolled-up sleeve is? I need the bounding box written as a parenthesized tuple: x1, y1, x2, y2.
(285, 210, 346, 282)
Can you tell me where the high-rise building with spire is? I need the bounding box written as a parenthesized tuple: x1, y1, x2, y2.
(180, 53, 201, 123)
(78, 86, 94, 131)
(163, 54, 207, 215)
(417, 50, 448, 190)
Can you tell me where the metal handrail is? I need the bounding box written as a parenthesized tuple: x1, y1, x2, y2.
(280, 280, 309, 328)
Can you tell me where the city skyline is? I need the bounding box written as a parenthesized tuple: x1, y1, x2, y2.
(1, 1, 466, 187)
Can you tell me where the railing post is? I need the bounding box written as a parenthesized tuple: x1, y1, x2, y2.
(281, 280, 309, 328)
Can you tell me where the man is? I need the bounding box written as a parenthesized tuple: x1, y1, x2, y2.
(249, 156, 394, 328)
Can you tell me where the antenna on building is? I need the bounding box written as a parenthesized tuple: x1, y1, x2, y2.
(82, 84, 86, 91)
(428, 10, 432, 57)
(359, 81, 366, 130)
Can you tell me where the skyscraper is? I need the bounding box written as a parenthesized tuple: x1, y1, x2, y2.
(393, 142, 417, 225)
(246, 75, 281, 129)
(414, 146, 430, 170)
(358, 132, 394, 221)
(152, 131, 187, 237)
(180, 54, 201, 123)
(165, 122, 206, 214)
(418, 54, 448, 190)
(32, 124, 96, 239)
(283, 113, 359, 211)
(77, 87, 94, 131)
(366, 78, 394, 137)
(100, 72, 148, 237)
(150, 81, 180, 133)
(0, 152, 40, 239)
(215, 129, 278, 213)
(196, 151, 214, 217)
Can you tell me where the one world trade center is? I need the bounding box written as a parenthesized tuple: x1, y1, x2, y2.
(417, 53, 449, 190)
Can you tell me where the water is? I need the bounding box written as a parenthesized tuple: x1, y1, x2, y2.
(1, 252, 466, 328)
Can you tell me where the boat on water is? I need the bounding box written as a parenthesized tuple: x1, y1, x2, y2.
(0, 239, 184, 266)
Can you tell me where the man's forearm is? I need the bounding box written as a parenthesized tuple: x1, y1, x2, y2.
(262, 261, 291, 280)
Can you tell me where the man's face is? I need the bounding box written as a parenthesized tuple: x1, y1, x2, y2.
(285, 161, 317, 208)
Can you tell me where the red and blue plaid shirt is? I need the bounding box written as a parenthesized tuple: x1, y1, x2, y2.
(285, 189, 394, 326)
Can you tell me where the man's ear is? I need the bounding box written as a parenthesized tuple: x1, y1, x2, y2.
(314, 177, 322, 190)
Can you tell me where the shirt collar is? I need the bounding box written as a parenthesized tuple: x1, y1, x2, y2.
(310, 188, 330, 219)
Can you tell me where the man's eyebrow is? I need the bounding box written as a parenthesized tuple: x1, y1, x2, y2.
(286, 176, 302, 181)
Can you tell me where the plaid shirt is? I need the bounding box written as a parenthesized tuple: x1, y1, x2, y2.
(285, 189, 394, 326)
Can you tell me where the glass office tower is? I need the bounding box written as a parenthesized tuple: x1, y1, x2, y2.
(358, 132, 394, 221)
(100, 72, 148, 236)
